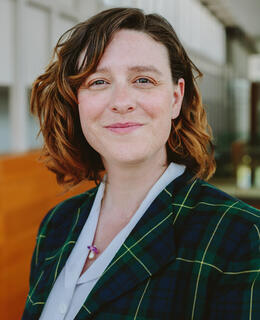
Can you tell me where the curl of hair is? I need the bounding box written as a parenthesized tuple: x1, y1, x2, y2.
(31, 7, 215, 187)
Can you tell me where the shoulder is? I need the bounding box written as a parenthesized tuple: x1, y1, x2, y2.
(174, 175, 259, 270)
(38, 185, 98, 236)
(32, 185, 98, 267)
(195, 178, 260, 224)
(175, 174, 259, 225)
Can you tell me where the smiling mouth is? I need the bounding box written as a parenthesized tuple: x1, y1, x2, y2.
(104, 122, 143, 133)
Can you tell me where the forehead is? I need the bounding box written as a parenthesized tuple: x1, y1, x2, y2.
(95, 29, 171, 73)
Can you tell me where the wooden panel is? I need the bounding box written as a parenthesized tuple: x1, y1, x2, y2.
(0, 151, 95, 319)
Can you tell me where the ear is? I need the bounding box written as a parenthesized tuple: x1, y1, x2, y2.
(171, 78, 185, 120)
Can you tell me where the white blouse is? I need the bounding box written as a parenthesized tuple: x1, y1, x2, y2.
(39, 162, 185, 320)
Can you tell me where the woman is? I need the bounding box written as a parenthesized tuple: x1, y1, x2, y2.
(22, 7, 259, 320)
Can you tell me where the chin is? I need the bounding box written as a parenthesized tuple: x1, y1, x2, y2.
(112, 155, 149, 166)
(98, 141, 167, 167)
(104, 147, 164, 167)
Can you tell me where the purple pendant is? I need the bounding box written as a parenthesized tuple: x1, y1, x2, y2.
(87, 245, 99, 259)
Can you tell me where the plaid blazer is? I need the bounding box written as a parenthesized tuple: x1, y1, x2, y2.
(22, 170, 260, 319)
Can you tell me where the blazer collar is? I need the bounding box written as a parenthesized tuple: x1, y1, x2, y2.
(77, 169, 193, 318)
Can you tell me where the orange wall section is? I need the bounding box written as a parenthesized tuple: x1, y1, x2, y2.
(0, 151, 95, 319)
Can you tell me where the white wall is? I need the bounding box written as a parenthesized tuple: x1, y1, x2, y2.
(102, 0, 226, 65)
(0, 0, 15, 86)
(24, 5, 49, 86)
(248, 54, 260, 81)
(0, 0, 98, 153)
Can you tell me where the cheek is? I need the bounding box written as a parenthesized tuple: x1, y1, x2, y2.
(77, 104, 100, 150)
(78, 95, 103, 127)
(78, 105, 98, 146)
(143, 94, 173, 120)
(148, 95, 173, 138)
(78, 106, 89, 134)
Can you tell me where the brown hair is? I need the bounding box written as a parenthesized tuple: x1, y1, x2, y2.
(31, 7, 215, 186)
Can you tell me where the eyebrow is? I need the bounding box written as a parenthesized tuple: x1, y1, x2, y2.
(95, 65, 163, 76)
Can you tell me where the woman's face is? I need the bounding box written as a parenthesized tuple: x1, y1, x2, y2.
(77, 29, 184, 168)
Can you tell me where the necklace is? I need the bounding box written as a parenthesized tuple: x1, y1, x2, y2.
(87, 245, 99, 259)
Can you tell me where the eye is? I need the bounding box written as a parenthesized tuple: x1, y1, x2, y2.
(134, 77, 157, 88)
(89, 79, 107, 86)
(135, 78, 152, 84)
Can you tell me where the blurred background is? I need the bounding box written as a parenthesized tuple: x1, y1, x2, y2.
(0, 0, 259, 318)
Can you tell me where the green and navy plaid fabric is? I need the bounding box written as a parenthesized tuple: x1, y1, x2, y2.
(22, 170, 260, 319)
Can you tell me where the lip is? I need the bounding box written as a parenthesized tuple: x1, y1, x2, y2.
(104, 122, 143, 133)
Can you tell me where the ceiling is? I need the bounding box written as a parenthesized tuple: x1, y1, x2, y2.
(200, 0, 260, 51)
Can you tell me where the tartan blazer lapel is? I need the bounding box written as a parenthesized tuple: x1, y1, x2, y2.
(46, 190, 98, 278)
(76, 171, 191, 319)
(25, 189, 98, 316)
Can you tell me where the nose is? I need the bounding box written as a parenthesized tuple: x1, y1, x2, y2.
(111, 105, 135, 113)
(109, 84, 136, 113)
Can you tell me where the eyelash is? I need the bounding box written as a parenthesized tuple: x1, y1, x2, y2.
(135, 77, 153, 84)
(89, 79, 107, 86)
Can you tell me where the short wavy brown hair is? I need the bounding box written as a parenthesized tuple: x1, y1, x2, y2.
(31, 7, 215, 186)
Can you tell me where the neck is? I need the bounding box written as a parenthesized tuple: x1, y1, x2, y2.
(101, 153, 168, 220)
